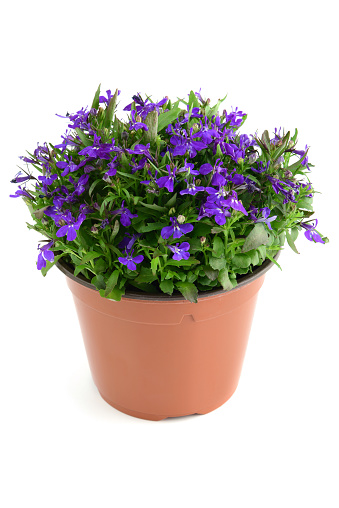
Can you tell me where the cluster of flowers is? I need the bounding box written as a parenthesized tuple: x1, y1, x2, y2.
(10, 87, 326, 302)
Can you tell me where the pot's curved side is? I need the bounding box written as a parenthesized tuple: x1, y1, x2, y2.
(65, 267, 270, 420)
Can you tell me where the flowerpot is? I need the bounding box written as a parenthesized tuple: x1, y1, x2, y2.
(57, 257, 277, 421)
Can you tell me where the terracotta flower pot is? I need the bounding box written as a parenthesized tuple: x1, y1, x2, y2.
(57, 258, 277, 421)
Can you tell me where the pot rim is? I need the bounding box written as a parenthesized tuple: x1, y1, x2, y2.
(56, 251, 280, 302)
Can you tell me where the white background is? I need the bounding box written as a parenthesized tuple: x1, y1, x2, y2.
(1, 1, 338, 506)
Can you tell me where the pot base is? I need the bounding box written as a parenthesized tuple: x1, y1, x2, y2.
(99, 390, 236, 421)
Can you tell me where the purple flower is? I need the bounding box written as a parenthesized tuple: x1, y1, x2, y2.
(118, 233, 141, 253)
(129, 110, 149, 131)
(99, 89, 120, 104)
(103, 156, 119, 180)
(69, 174, 89, 196)
(251, 161, 270, 173)
(56, 155, 78, 176)
(156, 165, 177, 192)
(37, 241, 55, 270)
(11, 171, 36, 184)
(197, 116, 219, 144)
(111, 200, 138, 227)
(177, 159, 199, 176)
(170, 128, 207, 158)
(126, 143, 153, 161)
(167, 242, 190, 261)
(300, 219, 324, 244)
(223, 191, 248, 215)
(10, 185, 33, 199)
(123, 94, 167, 120)
(78, 133, 112, 160)
(205, 185, 228, 204)
(254, 207, 277, 230)
(130, 157, 147, 174)
(118, 249, 144, 271)
(161, 217, 194, 239)
(200, 202, 232, 225)
(199, 159, 227, 186)
(56, 211, 86, 241)
(180, 178, 205, 196)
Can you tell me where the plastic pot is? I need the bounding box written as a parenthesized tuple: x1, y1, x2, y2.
(57, 257, 277, 421)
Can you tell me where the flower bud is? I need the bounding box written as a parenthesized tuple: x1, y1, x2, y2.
(248, 152, 258, 164)
(284, 169, 293, 178)
(200, 236, 206, 245)
(91, 225, 99, 234)
(237, 157, 244, 165)
(192, 123, 200, 133)
(121, 131, 129, 141)
(168, 207, 176, 215)
(177, 215, 186, 224)
(144, 110, 158, 142)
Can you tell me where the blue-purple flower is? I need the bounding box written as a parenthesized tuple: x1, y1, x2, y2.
(180, 178, 205, 196)
(161, 217, 194, 239)
(37, 241, 55, 270)
(300, 219, 324, 243)
(253, 207, 277, 230)
(56, 211, 86, 241)
(170, 128, 207, 158)
(167, 242, 190, 261)
(111, 200, 138, 227)
(129, 110, 149, 132)
(56, 155, 78, 177)
(156, 165, 177, 192)
(10, 185, 33, 199)
(223, 191, 248, 215)
(118, 250, 144, 270)
(103, 156, 119, 181)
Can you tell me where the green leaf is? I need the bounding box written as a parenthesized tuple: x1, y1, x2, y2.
(91, 274, 106, 290)
(157, 102, 181, 132)
(266, 252, 282, 270)
(159, 279, 174, 295)
(91, 84, 101, 110)
(298, 197, 313, 211)
(165, 192, 177, 208)
(242, 223, 269, 253)
(110, 219, 120, 241)
(203, 266, 219, 281)
(286, 229, 300, 254)
(272, 131, 290, 160)
(261, 130, 271, 152)
(100, 285, 125, 301)
(94, 258, 106, 273)
(104, 269, 119, 297)
(104, 88, 119, 128)
(188, 90, 200, 109)
(209, 256, 226, 270)
(218, 268, 233, 291)
(135, 267, 158, 284)
(232, 253, 252, 269)
(81, 251, 102, 264)
(175, 281, 198, 303)
(151, 257, 159, 275)
(75, 128, 92, 147)
(138, 201, 167, 212)
(166, 258, 200, 267)
(134, 221, 164, 233)
(213, 236, 224, 257)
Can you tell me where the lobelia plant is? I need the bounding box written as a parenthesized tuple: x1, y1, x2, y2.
(10, 86, 328, 303)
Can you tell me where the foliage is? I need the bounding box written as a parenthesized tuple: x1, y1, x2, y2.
(10, 87, 327, 302)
